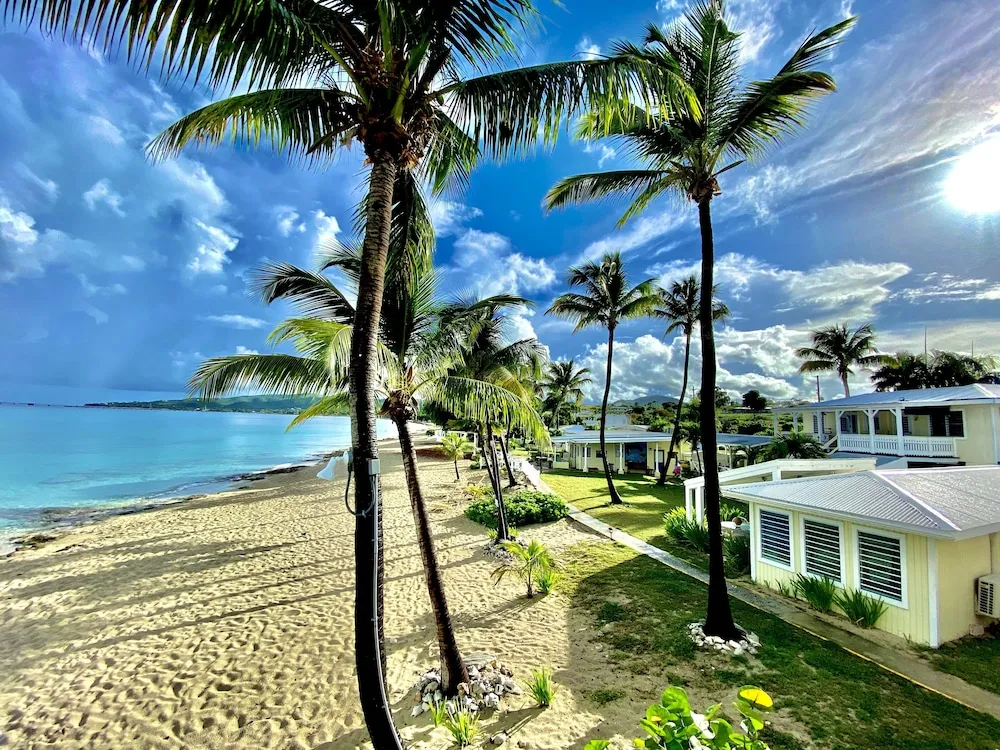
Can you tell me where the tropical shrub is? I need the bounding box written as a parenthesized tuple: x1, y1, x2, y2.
(492, 539, 558, 598)
(442, 709, 480, 747)
(835, 588, 888, 628)
(724, 533, 751, 576)
(527, 667, 559, 707)
(465, 489, 569, 528)
(537, 565, 561, 595)
(793, 574, 838, 613)
(719, 502, 748, 522)
(683, 522, 711, 552)
(428, 699, 448, 728)
(663, 508, 693, 545)
(584, 685, 773, 750)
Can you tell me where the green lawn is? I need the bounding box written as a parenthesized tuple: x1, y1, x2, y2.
(925, 636, 1000, 697)
(564, 541, 1000, 750)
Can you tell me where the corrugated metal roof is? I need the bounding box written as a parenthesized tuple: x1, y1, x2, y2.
(552, 432, 772, 446)
(724, 466, 1000, 536)
(782, 384, 1000, 411)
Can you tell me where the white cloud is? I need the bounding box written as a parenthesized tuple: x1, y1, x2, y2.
(187, 221, 239, 275)
(450, 229, 556, 298)
(896, 272, 1000, 303)
(579, 204, 694, 263)
(235, 345, 260, 355)
(82, 179, 126, 217)
(156, 159, 227, 215)
(77, 273, 126, 296)
(583, 141, 616, 168)
(199, 314, 267, 329)
(82, 304, 109, 325)
(119, 254, 146, 271)
(575, 36, 601, 60)
(15, 163, 58, 200)
(87, 115, 125, 146)
(430, 200, 483, 236)
(0, 195, 39, 245)
(275, 205, 306, 236)
(313, 209, 341, 255)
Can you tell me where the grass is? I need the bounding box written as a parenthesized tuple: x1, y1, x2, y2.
(926, 635, 1000, 697)
(585, 687, 627, 705)
(562, 541, 1000, 749)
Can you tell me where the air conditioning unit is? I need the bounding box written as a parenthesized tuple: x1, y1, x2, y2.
(977, 574, 1000, 618)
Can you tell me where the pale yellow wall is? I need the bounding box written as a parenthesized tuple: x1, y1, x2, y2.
(935, 536, 991, 644)
(956, 406, 999, 465)
(751, 503, 932, 644)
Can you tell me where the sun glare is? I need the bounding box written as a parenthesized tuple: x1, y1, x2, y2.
(944, 137, 1000, 214)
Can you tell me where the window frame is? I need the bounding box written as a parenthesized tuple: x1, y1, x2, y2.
(799, 514, 846, 586)
(757, 507, 794, 571)
(853, 525, 908, 609)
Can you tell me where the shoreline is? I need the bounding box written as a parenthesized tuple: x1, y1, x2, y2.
(1, 427, 424, 558)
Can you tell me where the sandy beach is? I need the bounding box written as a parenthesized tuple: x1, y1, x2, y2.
(0, 436, 649, 749)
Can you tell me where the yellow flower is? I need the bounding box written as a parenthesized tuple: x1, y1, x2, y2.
(739, 688, 773, 709)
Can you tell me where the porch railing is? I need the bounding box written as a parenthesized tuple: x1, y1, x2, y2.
(837, 433, 957, 458)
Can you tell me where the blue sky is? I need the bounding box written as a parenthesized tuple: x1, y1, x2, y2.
(1, 0, 999, 405)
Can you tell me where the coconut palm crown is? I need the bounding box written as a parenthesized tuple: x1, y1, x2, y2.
(543, 1, 856, 640)
(540, 360, 592, 431)
(796, 323, 885, 397)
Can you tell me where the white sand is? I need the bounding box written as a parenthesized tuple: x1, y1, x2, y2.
(0, 439, 655, 749)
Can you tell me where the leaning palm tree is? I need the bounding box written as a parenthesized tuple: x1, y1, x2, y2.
(797, 323, 884, 397)
(546, 251, 660, 504)
(8, 4, 684, 741)
(653, 276, 729, 484)
(540, 360, 592, 431)
(544, 2, 855, 639)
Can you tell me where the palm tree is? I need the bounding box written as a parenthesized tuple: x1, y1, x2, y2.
(191, 247, 543, 697)
(762, 431, 828, 460)
(540, 360, 593, 431)
(927, 351, 998, 387)
(871, 352, 931, 391)
(445, 300, 547, 541)
(797, 323, 884, 397)
(544, 2, 855, 639)
(546, 251, 660, 504)
(653, 275, 729, 484)
(10, 4, 677, 741)
(678, 419, 703, 474)
(441, 433, 475, 481)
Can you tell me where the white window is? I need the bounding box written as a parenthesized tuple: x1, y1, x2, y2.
(856, 529, 906, 605)
(812, 414, 819, 434)
(802, 518, 843, 582)
(759, 509, 792, 568)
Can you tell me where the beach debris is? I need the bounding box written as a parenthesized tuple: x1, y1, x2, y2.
(13, 533, 58, 551)
(490, 731, 508, 744)
(409, 657, 521, 719)
(687, 621, 759, 655)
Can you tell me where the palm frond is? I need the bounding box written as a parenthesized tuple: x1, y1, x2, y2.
(250, 261, 355, 322)
(286, 392, 352, 430)
(427, 376, 549, 446)
(189, 353, 334, 400)
(147, 87, 358, 164)
(544, 170, 672, 213)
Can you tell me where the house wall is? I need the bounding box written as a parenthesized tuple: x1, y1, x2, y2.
(750, 503, 932, 645)
(935, 536, 992, 644)
(957, 406, 999, 465)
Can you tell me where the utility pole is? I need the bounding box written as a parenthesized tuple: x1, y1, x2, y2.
(815, 376, 821, 403)
(924, 327, 928, 360)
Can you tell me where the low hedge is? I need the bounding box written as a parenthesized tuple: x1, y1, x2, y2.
(465, 489, 569, 528)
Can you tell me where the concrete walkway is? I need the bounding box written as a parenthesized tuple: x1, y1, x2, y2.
(567, 507, 1000, 723)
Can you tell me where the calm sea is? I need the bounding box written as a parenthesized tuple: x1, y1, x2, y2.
(0, 405, 395, 538)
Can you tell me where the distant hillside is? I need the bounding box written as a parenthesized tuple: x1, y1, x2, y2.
(87, 395, 336, 415)
(612, 394, 677, 407)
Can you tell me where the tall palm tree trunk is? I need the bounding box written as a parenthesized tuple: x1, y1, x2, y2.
(840, 372, 851, 397)
(348, 158, 404, 749)
(393, 415, 470, 694)
(484, 424, 511, 541)
(499, 432, 517, 488)
(659, 332, 692, 484)
(601, 328, 624, 504)
(697, 199, 739, 641)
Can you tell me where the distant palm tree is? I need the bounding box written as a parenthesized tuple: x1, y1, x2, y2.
(797, 323, 885, 397)
(653, 276, 729, 484)
(540, 360, 593, 431)
(871, 352, 931, 391)
(544, 2, 854, 640)
(763, 431, 828, 460)
(927, 351, 998, 387)
(546, 251, 660, 504)
(441, 434, 475, 482)
(679, 420, 703, 474)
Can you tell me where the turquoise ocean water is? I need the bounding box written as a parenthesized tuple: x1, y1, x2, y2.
(0, 405, 394, 538)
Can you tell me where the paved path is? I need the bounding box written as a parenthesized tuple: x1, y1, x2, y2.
(566, 506, 1000, 723)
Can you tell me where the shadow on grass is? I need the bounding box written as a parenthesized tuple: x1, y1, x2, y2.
(564, 540, 1000, 750)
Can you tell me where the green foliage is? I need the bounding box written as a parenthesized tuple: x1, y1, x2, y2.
(527, 667, 559, 707)
(587, 685, 773, 749)
(763, 431, 828, 460)
(682, 522, 711, 553)
(465, 489, 569, 528)
(835, 588, 888, 628)
(661, 509, 709, 552)
(442, 709, 480, 747)
(91, 394, 327, 414)
(441, 433, 475, 462)
(724, 533, 751, 576)
(537, 565, 561, 595)
(428, 699, 449, 728)
(586, 688, 627, 706)
(719, 503, 748, 522)
(793, 574, 838, 613)
(597, 601, 628, 623)
(492, 539, 558, 598)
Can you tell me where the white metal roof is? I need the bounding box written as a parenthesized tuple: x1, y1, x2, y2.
(552, 431, 773, 446)
(775, 383, 1000, 412)
(724, 465, 1000, 538)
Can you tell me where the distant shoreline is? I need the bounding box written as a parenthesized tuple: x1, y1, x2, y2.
(0, 402, 344, 416)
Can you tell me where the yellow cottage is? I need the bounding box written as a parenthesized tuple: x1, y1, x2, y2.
(724, 465, 1000, 647)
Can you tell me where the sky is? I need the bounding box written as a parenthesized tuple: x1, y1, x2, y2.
(1, 0, 999, 406)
